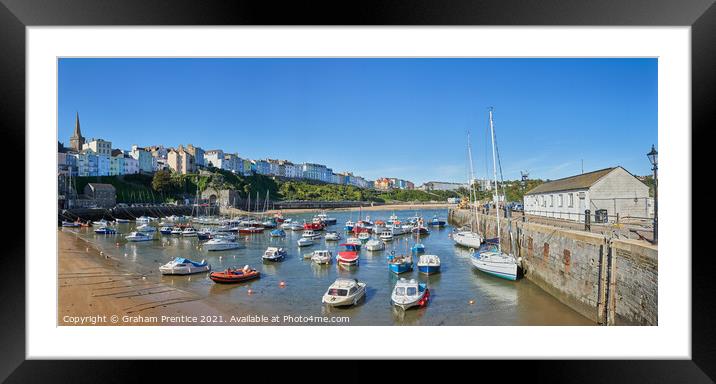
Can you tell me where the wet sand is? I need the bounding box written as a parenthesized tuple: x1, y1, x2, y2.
(58, 231, 226, 325)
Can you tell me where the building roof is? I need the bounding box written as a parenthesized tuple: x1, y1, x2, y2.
(525, 167, 617, 195)
(86, 183, 116, 191)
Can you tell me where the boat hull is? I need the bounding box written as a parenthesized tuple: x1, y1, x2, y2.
(418, 265, 440, 275)
(389, 263, 413, 274)
(209, 271, 260, 283)
(471, 255, 518, 281)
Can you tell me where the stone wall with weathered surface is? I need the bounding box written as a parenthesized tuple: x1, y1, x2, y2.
(448, 208, 657, 325)
(609, 239, 658, 325)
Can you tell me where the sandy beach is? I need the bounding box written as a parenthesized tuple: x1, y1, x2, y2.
(58, 230, 225, 325)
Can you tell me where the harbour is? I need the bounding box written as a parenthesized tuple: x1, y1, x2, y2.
(59, 207, 594, 326)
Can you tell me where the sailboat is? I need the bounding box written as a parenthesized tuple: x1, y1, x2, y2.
(453, 130, 484, 249)
(471, 107, 519, 281)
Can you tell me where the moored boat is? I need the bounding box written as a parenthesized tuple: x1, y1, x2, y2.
(322, 278, 366, 307)
(337, 243, 360, 266)
(324, 231, 341, 241)
(379, 231, 394, 242)
(159, 226, 173, 235)
(310, 250, 333, 265)
(270, 229, 286, 237)
(357, 232, 371, 243)
(364, 239, 385, 251)
(345, 237, 362, 249)
(263, 247, 287, 261)
(136, 224, 156, 233)
(203, 237, 243, 251)
(94, 226, 117, 235)
(125, 231, 152, 242)
(428, 216, 446, 227)
(391, 278, 430, 310)
(181, 227, 198, 237)
(159, 257, 211, 275)
(209, 265, 260, 284)
(388, 254, 413, 274)
(417, 254, 441, 275)
(297, 237, 314, 247)
(411, 243, 425, 255)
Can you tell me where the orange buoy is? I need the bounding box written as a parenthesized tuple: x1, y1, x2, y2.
(468, 300, 475, 305)
(247, 289, 254, 295)
(279, 281, 286, 288)
(115, 242, 120, 247)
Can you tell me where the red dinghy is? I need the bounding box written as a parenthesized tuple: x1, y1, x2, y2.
(209, 266, 260, 284)
(337, 244, 360, 266)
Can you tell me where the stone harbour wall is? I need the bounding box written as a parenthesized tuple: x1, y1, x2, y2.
(448, 208, 657, 325)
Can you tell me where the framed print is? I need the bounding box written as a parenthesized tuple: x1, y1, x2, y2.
(2, 0, 714, 381)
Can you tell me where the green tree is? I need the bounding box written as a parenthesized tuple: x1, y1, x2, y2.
(151, 169, 173, 193)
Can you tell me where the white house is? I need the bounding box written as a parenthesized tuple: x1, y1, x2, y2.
(523, 166, 651, 223)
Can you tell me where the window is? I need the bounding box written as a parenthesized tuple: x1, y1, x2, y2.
(568, 193, 574, 208)
(558, 194, 563, 207)
(550, 195, 554, 207)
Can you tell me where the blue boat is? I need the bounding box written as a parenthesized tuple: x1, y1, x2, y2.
(197, 231, 212, 240)
(428, 216, 446, 227)
(411, 243, 425, 255)
(159, 226, 173, 235)
(94, 226, 116, 235)
(417, 254, 441, 275)
(344, 220, 354, 231)
(270, 229, 286, 237)
(389, 254, 413, 274)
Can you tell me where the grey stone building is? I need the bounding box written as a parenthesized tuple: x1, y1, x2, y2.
(81, 183, 117, 208)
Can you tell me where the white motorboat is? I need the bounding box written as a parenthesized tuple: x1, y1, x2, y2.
(417, 254, 441, 275)
(324, 231, 341, 241)
(125, 231, 152, 242)
(136, 216, 151, 224)
(387, 224, 409, 236)
(182, 227, 198, 237)
(391, 278, 430, 310)
(297, 237, 314, 247)
(115, 218, 131, 223)
(136, 224, 156, 233)
(203, 238, 243, 251)
(310, 250, 333, 264)
(159, 257, 211, 275)
(389, 213, 398, 222)
(379, 231, 394, 242)
(321, 278, 366, 307)
(170, 227, 183, 235)
(287, 223, 304, 231)
(212, 232, 237, 241)
(302, 230, 321, 239)
(263, 247, 287, 261)
(364, 239, 385, 251)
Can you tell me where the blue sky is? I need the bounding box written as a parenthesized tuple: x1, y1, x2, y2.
(58, 58, 657, 184)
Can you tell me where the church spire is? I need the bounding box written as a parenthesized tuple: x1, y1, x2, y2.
(73, 112, 82, 137)
(70, 111, 85, 152)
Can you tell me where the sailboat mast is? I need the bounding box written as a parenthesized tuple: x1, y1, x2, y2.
(467, 131, 478, 233)
(489, 107, 501, 253)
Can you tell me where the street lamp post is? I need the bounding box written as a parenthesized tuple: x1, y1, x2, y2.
(647, 144, 658, 243)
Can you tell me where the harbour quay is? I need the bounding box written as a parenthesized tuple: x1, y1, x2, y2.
(448, 207, 657, 326)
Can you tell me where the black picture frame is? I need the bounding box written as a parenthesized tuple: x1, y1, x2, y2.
(2, 0, 713, 381)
